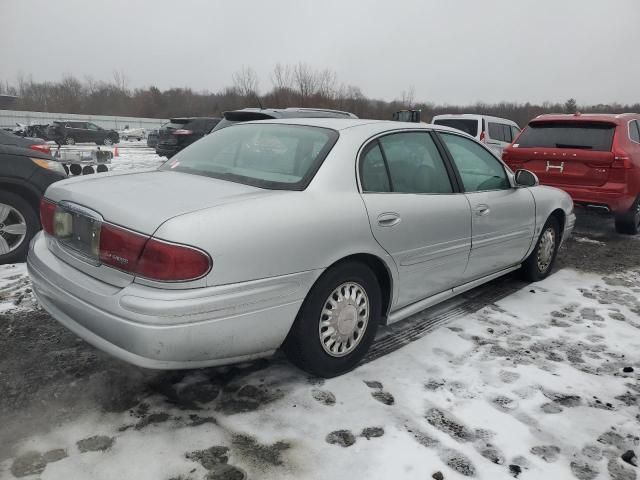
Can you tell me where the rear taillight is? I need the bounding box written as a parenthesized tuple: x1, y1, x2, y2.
(479, 131, 486, 143)
(137, 239, 211, 281)
(39, 198, 56, 234)
(173, 129, 193, 135)
(99, 223, 148, 272)
(30, 144, 51, 154)
(612, 155, 633, 169)
(41, 201, 211, 282)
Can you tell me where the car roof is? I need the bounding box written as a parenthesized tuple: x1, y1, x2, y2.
(432, 113, 518, 125)
(224, 107, 357, 119)
(238, 117, 472, 137)
(531, 113, 640, 125)
(169, 117, 221, 122)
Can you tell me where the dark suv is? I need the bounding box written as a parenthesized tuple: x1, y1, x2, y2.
(211, 107, 358, 132)
(156, 117, 221, 158)
(47, 121, 119, 146)
(0, 144, 67, 264)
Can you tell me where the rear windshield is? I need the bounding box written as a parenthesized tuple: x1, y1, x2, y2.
(160, 124, 339, 190)
(163, 119, 190, 130)
(516, 122, 615, 151)
(433, 119, 479, 137)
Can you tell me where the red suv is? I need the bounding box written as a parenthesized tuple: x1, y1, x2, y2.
(503, 113, 640, 234)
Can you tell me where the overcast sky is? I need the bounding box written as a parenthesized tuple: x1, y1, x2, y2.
(1, 0, 639, 105)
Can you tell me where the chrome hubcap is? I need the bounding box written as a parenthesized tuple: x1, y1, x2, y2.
(537, 228, 556, 272)
(319, 282, 369, 357)
(0, 203, 27, 255)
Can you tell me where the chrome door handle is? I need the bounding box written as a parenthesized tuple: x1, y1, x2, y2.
(475, 205, 491, 216)
(377, 212, 401, 227)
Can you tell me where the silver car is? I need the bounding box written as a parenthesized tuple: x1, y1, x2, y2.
(27, 118, 575, 377)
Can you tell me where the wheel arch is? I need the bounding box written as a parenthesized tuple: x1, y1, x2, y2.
(321, 253, 394, 323)
(549, 208, 566, 239)
(0, 179, 42, 217)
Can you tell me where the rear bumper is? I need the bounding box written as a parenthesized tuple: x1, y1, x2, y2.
(560, 184, 636, 214)
(27, 232, 320, 369)
(155, 144, 181, 157)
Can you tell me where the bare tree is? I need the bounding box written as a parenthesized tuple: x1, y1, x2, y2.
(401, 86, 415, 107)
(271, 63, 293, 90)
(293, 62, 320, 105)
(232, 66, 259, 97)
(112, 70, 128, 93)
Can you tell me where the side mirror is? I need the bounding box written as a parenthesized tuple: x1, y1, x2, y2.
(515, 169, 539, 187)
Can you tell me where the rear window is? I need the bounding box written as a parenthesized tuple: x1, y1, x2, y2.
(433, 119, 479, 137)
(488, 122, 514, 143)
(163, 119, 190, 130)
(160, 124, 339, 190)
(516, 121, 615, 151)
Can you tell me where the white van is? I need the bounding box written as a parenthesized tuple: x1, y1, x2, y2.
(431, 114, 521, 156)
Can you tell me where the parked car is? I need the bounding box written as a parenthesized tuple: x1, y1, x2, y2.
(156, 117, 221, 158)
(28, 119, 574, 377)
(0, 128, 52, 155)
(120, 127, 146, 141)
(0, 144, 66, 264)
(211, 107, 357, 132)
(503, 113, 640, 235)
(46, 121, 119, 146)
(146, 129, 159, 148)
(432, 114, 521, 156)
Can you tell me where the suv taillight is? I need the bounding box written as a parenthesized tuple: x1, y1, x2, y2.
(30, 144, 51, 154)
(612, 154, 633, 169)
(479, 131, 486, 143)
(173, 129, 193, 135)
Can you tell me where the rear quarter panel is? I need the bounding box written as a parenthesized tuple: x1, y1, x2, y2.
(152, 191, 396, 288)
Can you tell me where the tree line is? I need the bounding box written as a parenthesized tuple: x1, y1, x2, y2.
(1, 64, 638, 127)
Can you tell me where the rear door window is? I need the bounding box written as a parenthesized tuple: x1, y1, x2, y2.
(511, 126, 521, 141)
(433, 119, 479, 137)
(377, 132, 453, 194)
(516, 122, 615, 151)
(488, 123, 506, 142)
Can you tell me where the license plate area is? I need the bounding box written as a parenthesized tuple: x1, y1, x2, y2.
(54, 202, 103, 263)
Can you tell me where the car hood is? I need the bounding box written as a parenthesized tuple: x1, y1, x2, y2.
(44, 169, 280, 234)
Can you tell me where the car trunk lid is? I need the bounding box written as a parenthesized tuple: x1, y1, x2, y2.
(158, 118, 191, 145)
(505, 120, 616, 187)
(43, 170, 278, 285)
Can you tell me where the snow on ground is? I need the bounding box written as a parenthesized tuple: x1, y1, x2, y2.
(1, 267, 639, 480)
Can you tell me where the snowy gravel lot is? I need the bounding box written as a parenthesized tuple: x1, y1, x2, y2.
(0, 143, 639, 480)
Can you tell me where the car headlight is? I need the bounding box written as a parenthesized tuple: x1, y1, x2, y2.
(31, 158, 67, 176)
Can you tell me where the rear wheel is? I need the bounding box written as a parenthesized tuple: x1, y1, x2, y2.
(65, 136, 76, 145)
(521, 216, 560, 281)
(614, 198, 640, 235)
(284, 261, 381, 377)
(0, 192, 38, 264)
(102, 137, 115, 146)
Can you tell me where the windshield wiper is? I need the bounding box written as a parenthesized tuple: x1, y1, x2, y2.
(555, 143, 592, 149)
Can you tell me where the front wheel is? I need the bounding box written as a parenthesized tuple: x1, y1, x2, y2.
(521, 216, 560, 281)
(283, 261, 381, 377)
(102, 137, 114, 146)
(614, 198, 640, 235)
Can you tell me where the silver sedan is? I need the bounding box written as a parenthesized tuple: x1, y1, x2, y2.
(27, 119, 575, 377)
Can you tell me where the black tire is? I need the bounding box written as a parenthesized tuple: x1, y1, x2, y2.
(283, 261, 381, 377)
(96, 164, 108, 173)
(521, 216, 560, 282)
(69, 164, 82, 176)
(82, 166, 95, 175)
(614, 197, 640, 235)
(0, 191, 39, 264)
